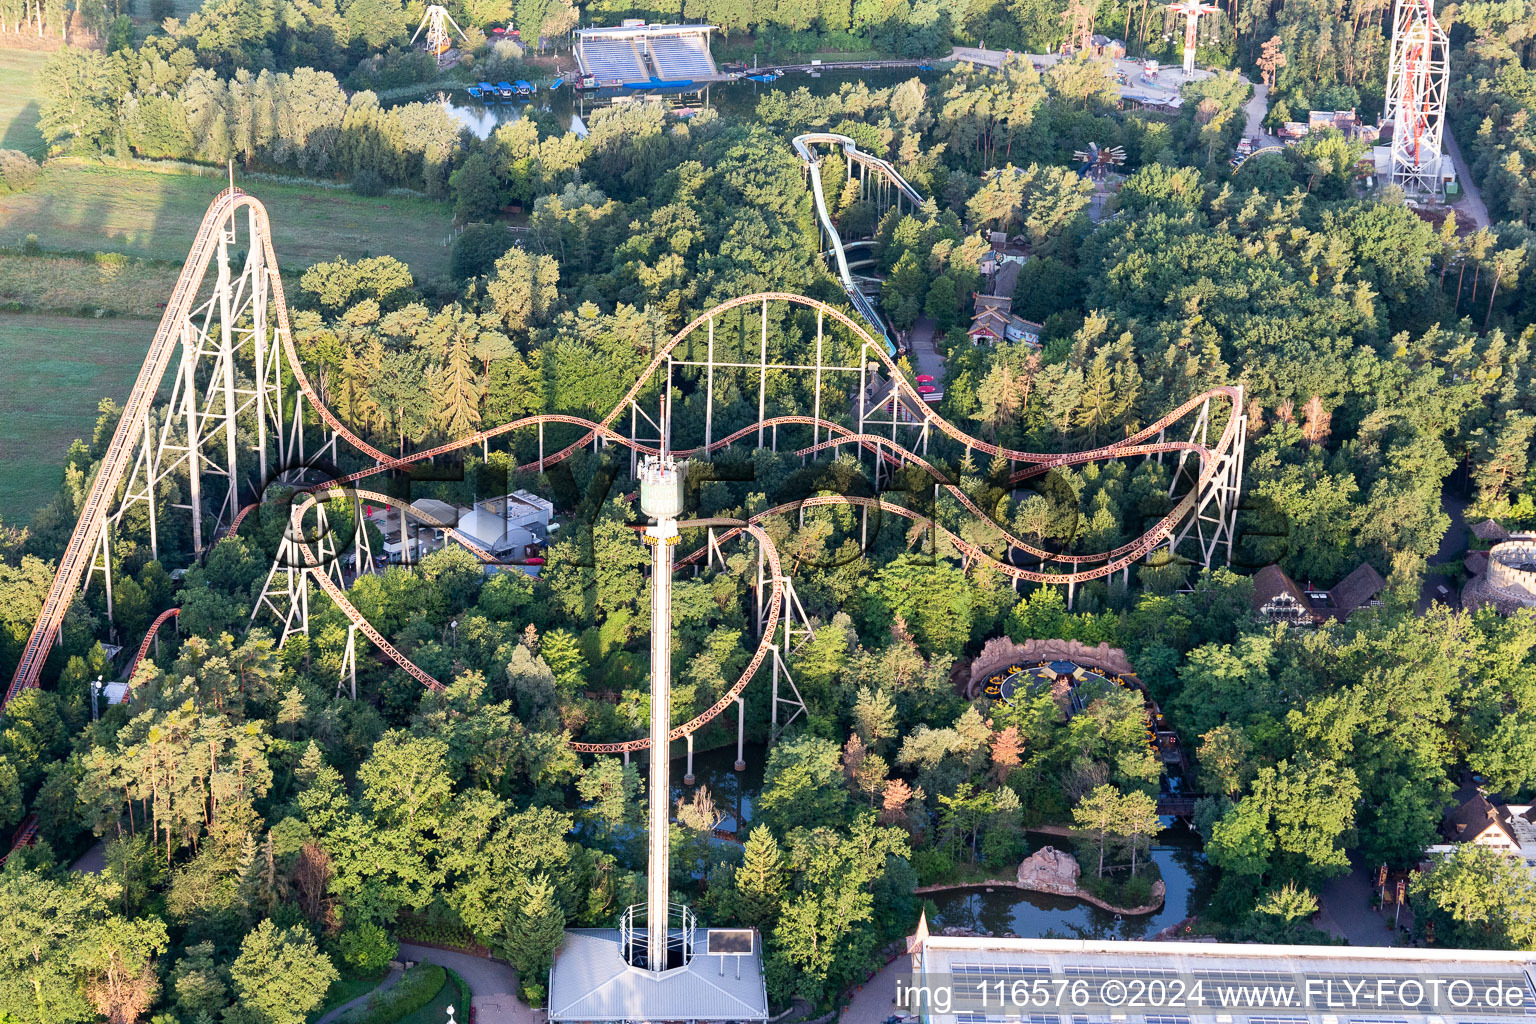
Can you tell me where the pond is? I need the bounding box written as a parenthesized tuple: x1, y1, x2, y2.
(667, 740, 767, 836)
(414, 65, 947, 140)
(663, 741, 1215, 938)
(925, 828, 1216, 941)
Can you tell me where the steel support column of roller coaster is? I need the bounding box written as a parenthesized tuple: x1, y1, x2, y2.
(6, 188, 1245, 775)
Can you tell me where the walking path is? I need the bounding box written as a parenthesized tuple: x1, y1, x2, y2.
(1243, 82, 1278, 146)
(399, 943, 539, 1024)
(316, 968, 403, 1024)
(841, 957, 907, 1024)
(1442, 126, 1491, 229)
(1316, 858, 1412, 945)
(1419, 491, 1470, 612)
(70, 839, 107, 874)
(908, 317, 944, 383)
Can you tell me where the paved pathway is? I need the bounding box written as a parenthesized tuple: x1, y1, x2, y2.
(70, 839, 107, 874)
(399, 943, 540, 1024)
(316, 967, 403, 1024)
(1442, 125, 1491, 229)
(1316, 858, 1412, 945)
(1419, 491, 1470, 613)
(1243, 82, 1278, 146)
(907, 317, 944, 382)
(841, 957, 907, 1024)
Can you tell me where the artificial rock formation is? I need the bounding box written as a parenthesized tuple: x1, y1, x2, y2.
(1016, 845, 1081, 892)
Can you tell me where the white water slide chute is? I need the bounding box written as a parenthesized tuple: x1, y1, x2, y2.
(793, 133, 926, 357)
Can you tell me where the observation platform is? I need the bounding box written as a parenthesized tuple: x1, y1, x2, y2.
(548, 928, 768, 1023)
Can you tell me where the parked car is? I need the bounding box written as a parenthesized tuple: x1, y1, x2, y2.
(915, 374, 935, 383)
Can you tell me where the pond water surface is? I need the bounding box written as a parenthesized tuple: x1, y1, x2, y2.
(664, 743, 1214, 937)
(416, 65, 948, 140)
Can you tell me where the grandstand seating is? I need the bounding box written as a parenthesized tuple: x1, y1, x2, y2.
(579, 37, 650, 83)
(648, 35, 716, 79)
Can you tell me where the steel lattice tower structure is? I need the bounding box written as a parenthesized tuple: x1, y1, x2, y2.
(1382, 0, 1450, 194)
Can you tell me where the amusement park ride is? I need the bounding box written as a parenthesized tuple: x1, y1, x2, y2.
(1165, 0, 1220, 76)
(410, 4, 469, 63)
(1073, 142, 1129, 181)
(3, 187, 1248, 740)
(0, 173, 1249, 992)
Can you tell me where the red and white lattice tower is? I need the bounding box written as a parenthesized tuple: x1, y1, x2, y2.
(1166, 0, 1219, 76)
(1382, 0, 1449, 194)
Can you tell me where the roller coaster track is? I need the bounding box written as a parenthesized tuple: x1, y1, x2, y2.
(123, 607, 179, 688)
(270, 489, 786, 753)
(1231, 144, 1285, 171)
(8, 191, 1245, 754)
(792, 133, 924, 357)
(6, 188, 249, 707)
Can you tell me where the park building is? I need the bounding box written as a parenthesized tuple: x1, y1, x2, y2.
(1424, 793, 1536, 877)
(1462, 531, 1536, 615)
(904, 926, 1536, 1024)
(547, 927, 769, 1024)
(575, 22, 729, 88)
(366, 490, 554, 568)
(456, 489, 555, 560)
(967, 295, 1043, 348)
(1250, 563, 1384, 627)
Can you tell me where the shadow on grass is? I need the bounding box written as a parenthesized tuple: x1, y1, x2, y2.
(1, 99, 42, 157)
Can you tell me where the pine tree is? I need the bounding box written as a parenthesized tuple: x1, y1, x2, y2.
(1072, 784, 1123, 878)
(1118, 790, 1161, 878)
(277, 686, 307, 740)
(435, 338, 482, 438)
(235, 832, 265, 923)
(734, 826, 786, 929)
(851, 686, 898, 752)
(502, 874, 565, 994)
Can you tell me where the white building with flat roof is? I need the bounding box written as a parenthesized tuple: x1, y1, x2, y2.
(905, 926, 1536, 1024)
(548, 928, 768, 1024)
(455, 489, 555, 560)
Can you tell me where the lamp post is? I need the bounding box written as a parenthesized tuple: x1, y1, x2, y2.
(91, 676, 103, 721)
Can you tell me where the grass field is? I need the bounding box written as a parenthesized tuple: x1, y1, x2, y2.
(0, 163, 456, 278)
(0, 313, 156, 522)
(0, 49, 48, 159)
(0, 252, 184, 315)
(0, 163, 455, 523)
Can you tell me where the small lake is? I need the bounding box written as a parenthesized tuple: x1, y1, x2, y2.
(668, 740, 765, 836)
(925, 829, 1215, 941)
(661, 741, 1214, 937)
(417, 65, 947, 140)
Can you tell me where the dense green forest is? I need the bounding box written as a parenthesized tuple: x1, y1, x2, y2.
(4, 0, 1536, 1020)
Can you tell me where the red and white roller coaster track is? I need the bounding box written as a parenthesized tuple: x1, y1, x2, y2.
(7, 190, 1246, 759)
